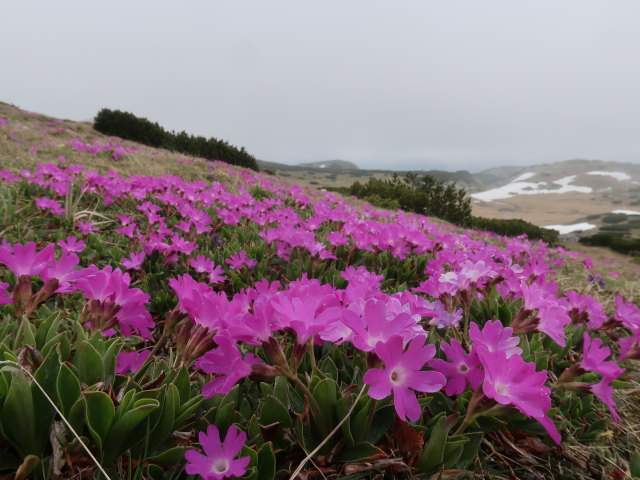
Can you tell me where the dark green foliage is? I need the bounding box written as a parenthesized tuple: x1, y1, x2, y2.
(470, 217, 559, 244)
(345, 173, 556, 243)
(580, 232, 640, 255)
(349, 172, 472, 225)
(601, 213, 628, 224)
(94, 108, 259, 171)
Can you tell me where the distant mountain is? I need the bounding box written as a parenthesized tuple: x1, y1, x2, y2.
(297, 160, 360, 170)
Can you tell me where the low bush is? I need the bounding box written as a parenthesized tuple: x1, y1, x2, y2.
(94, 108, 259, 171)
(470, 217, 559, 243)
(580, 232, 640, 255)
(601, 213, 628, 224)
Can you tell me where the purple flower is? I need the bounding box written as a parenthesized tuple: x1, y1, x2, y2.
(476, 347, 560, 444)
(121, 252, 146, 271)
(225, 251, 257, 270)
(196, 335, 261, 397)
(77, 220, 98, 234)
(469, 320, 522, 358)
(57, 236, 86, 254)
(185, 425, 250, 480)
(364, 335, 446, 422)
(0, 242, 55, 277)
(115, 350, 151, 374)
(429, 339, 483, 396)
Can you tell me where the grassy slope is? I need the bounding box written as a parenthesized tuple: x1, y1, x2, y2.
(2, 102, 640, 477)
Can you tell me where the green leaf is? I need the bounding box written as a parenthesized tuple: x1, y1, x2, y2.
(630, 451, 640, 478)
(173, 366, 191, 404)
(72, 341, 104, 386)
(214, 401, 236, 433)
(103, 399, 160, 464)
(1, 373, 38, 456)
(84, 391, 114, 453)
(259, 395, 292, 428)
(336, 396, 355, 446)
(56, 363, 82, 418)
(146, 446, 188, 466)
(32, 346, 61, 452)
(35, 311, 61, 350)
(334, 442, 385, 463)
(102, 339, 122, 386)
(456, 432, 483, 470)
(273, 376, 289, 406)
(257, 442, 276, 480)
(418, 414, 449, 473)
(312, 377, 337, 428)
(148, 385, 177, 447)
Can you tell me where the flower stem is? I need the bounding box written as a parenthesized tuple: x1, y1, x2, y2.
(288, 373, 328, 436)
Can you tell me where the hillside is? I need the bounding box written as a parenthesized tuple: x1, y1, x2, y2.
(470, 159, 640, 234)
(1, 103, 639, 479)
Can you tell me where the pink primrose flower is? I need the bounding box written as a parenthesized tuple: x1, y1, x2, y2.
(184, 425, 249, 480)
(115, 350, 151, 374)
(364, 335, 446, 422)
(0, 242, 55, 277)
(225, 251, 257, 270)
(57, 236, 86, 254)
(477, 347, 560, 444)
(121, 252, 146, 271)
(196, 335, 261, 397)
(469, 320, 522, 358)
(429, 339, 483, 396)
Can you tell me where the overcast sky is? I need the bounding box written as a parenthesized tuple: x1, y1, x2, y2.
(2, 1, 640, 171)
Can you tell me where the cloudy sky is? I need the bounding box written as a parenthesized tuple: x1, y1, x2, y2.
(2, 1, 640, 171)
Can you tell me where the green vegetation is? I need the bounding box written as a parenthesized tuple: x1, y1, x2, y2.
(94, 108, 259, 171)
(349, 173, 472, 225)
(346, 173, 557, 242)
(470, 217, 559, 243)
(601, 213, 628, 224)
(580, 232, 640, 255)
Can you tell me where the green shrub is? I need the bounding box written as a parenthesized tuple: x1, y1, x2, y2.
(94, 108, 259, 171)
(579, 232, 640, 255)
(601, 213, 628, 224)
(470, 217, 559, 244)
(349, 172, 472, 225)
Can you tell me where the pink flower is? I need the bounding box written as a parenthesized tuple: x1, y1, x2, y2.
(209, 265, 226, 284)
(469, 321, 522, 358)
(225, 251, 257, 270)
(590, 378, 620, 422)
(77, 220, 98, 234)
(429, 339, 483, 396)
(41, 251, 81, 293)
(342, 299, 418, 352)
(121, 252, 146, 271)
(0, 242, 55, 277)
(476, 348, 560, 444)
(196, 335, 261, 397)
(364, 335, 446, 422)
(190, 254, 215, 273)
(57, 236, 86, 254)
(115, 350, 151, 374)
(581, 333, 625, 380)
(34, 197, 65, 215)
(185, 425, 250, 480)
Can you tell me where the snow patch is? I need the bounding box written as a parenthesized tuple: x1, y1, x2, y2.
(586, 171, 631, 181)
(471, 175, 592, 202)
(543, 223, 597, 235)
(512, 172, 536, 182)
(612, 209, 640, 215)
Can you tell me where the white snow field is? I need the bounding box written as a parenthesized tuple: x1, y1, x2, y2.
(612, 209, 640, 215)
(471, 175, 592, 202)
(543, 223, 597, 234)
(586, 171, 631, 181)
